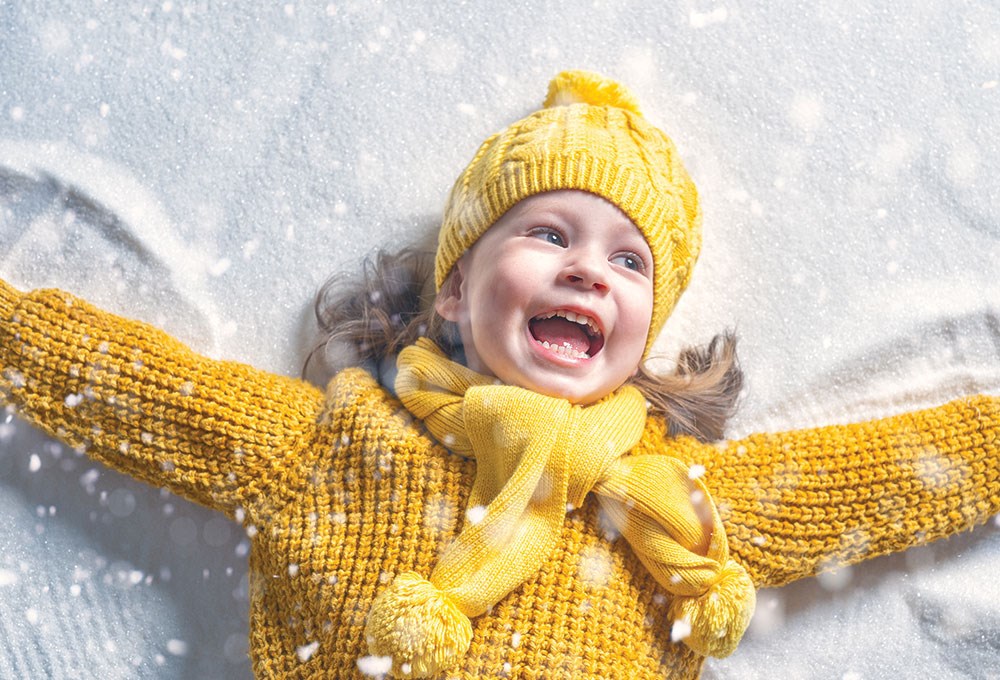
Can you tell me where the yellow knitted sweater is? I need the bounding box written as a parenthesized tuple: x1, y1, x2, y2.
(1, 280, 997, 679)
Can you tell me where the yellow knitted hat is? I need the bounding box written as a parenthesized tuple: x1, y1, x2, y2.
(435, 70, 702, 353)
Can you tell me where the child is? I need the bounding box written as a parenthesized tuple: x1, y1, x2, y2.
(1, 70, 997, 679)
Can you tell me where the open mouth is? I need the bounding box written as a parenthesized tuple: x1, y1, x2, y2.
(528, 310, 605, 360)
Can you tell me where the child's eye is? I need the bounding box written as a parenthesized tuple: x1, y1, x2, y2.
(530, 227, 566, 247)
(611, 252, 647, 272)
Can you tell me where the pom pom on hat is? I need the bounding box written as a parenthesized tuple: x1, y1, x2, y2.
(668, 559, 756, 658)
(543, 69, 642, 113)
(365, 572, 473, 678)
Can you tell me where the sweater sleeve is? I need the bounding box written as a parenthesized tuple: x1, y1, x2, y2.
(671, 395, 1000, 588)
(0, 278, 326, 518)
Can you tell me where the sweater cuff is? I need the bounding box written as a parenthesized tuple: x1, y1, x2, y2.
(0, 278, 22, 321)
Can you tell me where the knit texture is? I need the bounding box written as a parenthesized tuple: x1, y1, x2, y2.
(371, 338, 649, 676)
(376, 338, 753, 674)
(436, 70, 701, 354)
(1, 280, 998, 678)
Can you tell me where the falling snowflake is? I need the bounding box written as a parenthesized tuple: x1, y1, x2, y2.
(296, 641, 320, 662)
(578, 545, 614, 588)
(356, 654, 392, 677)
(4, 369, 26, 388)
(816, 563, 853, 592)
(166, 639, 189, 656)
(670, 617, 691, 643)
(209, 258, 232, 277)
(465, 505, 487, 525)
(689, 7, 728, 28)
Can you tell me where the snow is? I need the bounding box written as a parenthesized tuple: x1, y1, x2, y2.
(356, 654, 393, 677)
(465, 504, 488, 525)
(578, 545, 615, 588)
(1, 0, 999, 678)
(671, 616, 692, 643)
(296, 640, 319, 663)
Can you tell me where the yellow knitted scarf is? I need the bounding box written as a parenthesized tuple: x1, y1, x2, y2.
(365, 339, 755, 677)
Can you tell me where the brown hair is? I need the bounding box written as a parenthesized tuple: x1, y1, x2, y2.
(305, 248, 742, 442)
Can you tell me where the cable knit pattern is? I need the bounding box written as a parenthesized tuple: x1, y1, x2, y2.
(1, 279, 998, 679)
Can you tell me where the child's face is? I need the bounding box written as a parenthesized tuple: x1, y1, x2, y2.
(436, 190, 654, 405)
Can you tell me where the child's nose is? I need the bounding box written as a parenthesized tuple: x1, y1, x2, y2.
(563, 258, 610, 293)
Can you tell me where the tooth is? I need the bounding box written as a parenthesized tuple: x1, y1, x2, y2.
(534, 330, 592, 359)
(564, 311, 578, 323)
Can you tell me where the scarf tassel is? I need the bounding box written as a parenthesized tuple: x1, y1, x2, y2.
(668, 559, 756, 658)
(364, 572, 473, 678)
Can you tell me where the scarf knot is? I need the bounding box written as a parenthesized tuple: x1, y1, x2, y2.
(364, 339, 755, 677)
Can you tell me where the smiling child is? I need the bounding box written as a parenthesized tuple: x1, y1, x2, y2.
(1, 70, 997, 679)
(435, 190, 655, 404)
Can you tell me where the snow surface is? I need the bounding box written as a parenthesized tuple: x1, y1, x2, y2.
(1, 1, 999, 678)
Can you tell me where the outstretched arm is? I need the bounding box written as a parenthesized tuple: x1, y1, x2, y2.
(0, 279, 326, 518)
(665, 395, 999, 588)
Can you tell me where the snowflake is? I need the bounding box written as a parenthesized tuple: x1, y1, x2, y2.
(578, 545, 614, 588)
(670, 617, 691, 642)
(465, 505, 487, 525)
(296, 641, 320, 662)
(356, 655, 392, 677)
(166, 639, 189, 656)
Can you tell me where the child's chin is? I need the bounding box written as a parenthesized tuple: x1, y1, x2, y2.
(523, 376, 609, 405)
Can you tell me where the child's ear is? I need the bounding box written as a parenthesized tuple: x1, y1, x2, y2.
(434, 259, 466, 322)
